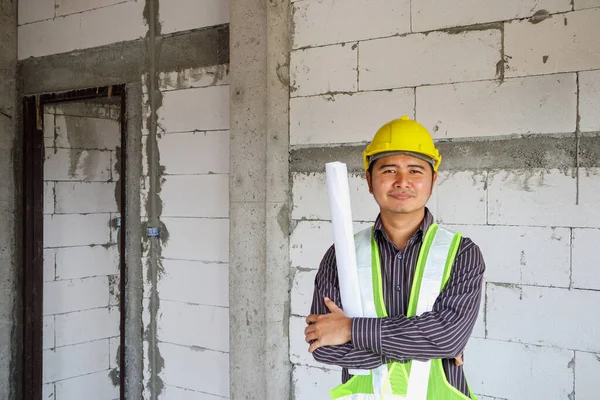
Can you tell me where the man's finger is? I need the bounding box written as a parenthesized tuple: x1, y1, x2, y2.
(308, 340, 322, 353)
(324, 297, 342, 314)
(306, 314, 318, 324)
(304, 323, 317, 336)
(305, 332, 319, 343)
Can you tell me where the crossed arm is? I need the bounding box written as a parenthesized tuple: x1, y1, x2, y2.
(305, 239, 485, 369)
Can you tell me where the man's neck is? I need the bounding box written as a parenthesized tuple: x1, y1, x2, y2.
(380, 208, 426, 250)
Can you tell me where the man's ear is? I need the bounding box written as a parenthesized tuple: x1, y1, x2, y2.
(366, 171, 373, 194)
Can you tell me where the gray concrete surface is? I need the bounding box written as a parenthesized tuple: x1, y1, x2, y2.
(20, 24, 229, 95)
(290, 134, 600, 174)
(229, 0, 294, 397)
(229, 0, 269, 397)
(0, 0, 19, 399)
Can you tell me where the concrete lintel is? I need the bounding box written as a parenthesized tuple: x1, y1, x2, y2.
(19, 24, 229, 95)
(290, 135, 600, 173)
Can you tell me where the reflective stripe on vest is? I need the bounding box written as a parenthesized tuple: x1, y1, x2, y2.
(330, 224, 474, 400)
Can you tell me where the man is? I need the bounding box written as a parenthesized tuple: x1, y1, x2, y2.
(304, 116, 485, 399)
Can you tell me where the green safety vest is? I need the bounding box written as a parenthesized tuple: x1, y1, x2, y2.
(330, 224, 477, 400)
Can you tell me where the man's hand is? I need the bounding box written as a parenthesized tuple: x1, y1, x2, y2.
(305, 297, 352, 353)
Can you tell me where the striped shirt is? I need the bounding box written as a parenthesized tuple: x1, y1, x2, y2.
(310, 209, 485, 397)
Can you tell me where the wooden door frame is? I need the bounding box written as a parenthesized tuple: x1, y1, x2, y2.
(22, 85, 127, 400)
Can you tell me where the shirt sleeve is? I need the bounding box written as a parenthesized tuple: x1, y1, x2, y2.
(351, 238, 485, 361)
(310, 246, 384, 369)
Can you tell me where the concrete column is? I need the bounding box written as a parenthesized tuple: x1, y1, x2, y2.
(229, 0, 291, 398)
(0, 1, 19, 399)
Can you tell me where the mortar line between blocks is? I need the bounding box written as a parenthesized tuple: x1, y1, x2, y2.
(571, 350, 576, 399)
(569, 228, 574, 289)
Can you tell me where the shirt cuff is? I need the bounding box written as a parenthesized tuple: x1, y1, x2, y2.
(351, 317, 382, 354)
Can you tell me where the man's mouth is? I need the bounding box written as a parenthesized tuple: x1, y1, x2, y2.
(389, 192, 413, 200)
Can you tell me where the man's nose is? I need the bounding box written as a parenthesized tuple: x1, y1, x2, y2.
(393, 173, 410, 188)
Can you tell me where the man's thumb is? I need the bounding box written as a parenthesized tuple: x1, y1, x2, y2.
(324, 297, 340, 313)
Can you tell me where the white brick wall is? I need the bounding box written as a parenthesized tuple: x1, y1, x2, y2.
(292, 365, 341, 400)
(158, 131, 230, 175)
(464, 338, 574, 399)
(572, 228, 600, 290)
(486, 284, 600, 352)
(55, 182, 118, 214)
(43, 249, 56, 281)
(417, 74, 577, 139)
(448, 225, 571, 288)
(505, 9, 600, 78)
(412, 0, 571, 32)
(18, 0, 146, 59)
(159, 86, 230, 133)
(575, 0, 600, 9)
(158, 301, 229, 352)
(55, 307, 120, 347)
(54, 115, 120, 150)
(18, 0, 54, 25)
(44, 148, 113, 182)
(159, 342, 229, 397)
(44, 214, 112, 247)
(157, 260, 228, 307)
(161, 217, 229, 262)
(290, 221, 334, 270)
(290, 89, 414, 146)
(161, 175, 229, 218)
(159, 0, 229, 35)
(43, 340, 110, 383)
(359, 29, 501, 90)
(488, 169, 600, 228)
(149, 70, 231, 397)
(579, 69, 600, 132)
(292, 173, 379, 221)
(44, 182, 54, 214)
(436, 171, 487, 225)
(161, 385, 228, 399)
(55, 370, 119, 400)
(55, 0, 127, 17)
(43, 105, 122, 400)
(292, 0, 410, 49)
(291, 269, 318, 316)
(44, 277, 110, 315)
(575, 351, 600, 398)
(290, 44, 358, 97)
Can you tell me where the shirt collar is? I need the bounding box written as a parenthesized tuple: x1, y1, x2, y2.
(373, 207, 434, 243)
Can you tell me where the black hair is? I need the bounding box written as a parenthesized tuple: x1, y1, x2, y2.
(367, 157, 435, 176)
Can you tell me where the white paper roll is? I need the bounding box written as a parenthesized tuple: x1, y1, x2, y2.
(326, 162, 363, 318)
(326, 162, 369, 376)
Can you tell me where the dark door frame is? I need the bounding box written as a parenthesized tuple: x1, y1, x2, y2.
(22, 85, 127, 400)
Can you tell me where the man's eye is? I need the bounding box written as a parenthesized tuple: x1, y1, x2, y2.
(410, 169, 423, 174)
(383, 169, 395, 174)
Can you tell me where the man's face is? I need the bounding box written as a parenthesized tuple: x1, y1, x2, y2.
(366, 154, 437, 216)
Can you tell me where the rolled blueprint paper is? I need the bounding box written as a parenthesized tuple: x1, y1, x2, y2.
(326, 162, 369, 376)
(326, 162, 362, 317)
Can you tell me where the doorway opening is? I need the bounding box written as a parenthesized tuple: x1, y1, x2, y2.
(23, 86, 127, 400)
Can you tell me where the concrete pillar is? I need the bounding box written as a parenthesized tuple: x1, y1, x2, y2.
(229, 0, 291, 398)
(0, 0, 19, 399)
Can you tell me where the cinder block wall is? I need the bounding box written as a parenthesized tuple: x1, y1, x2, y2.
(42, 102, 122, 400)
(17, 0, 231, 398)
(288, 1, 600, 399)
(140, 65, 231, 399)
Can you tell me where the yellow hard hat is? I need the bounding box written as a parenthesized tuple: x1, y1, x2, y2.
(363, 116, 441, 171)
